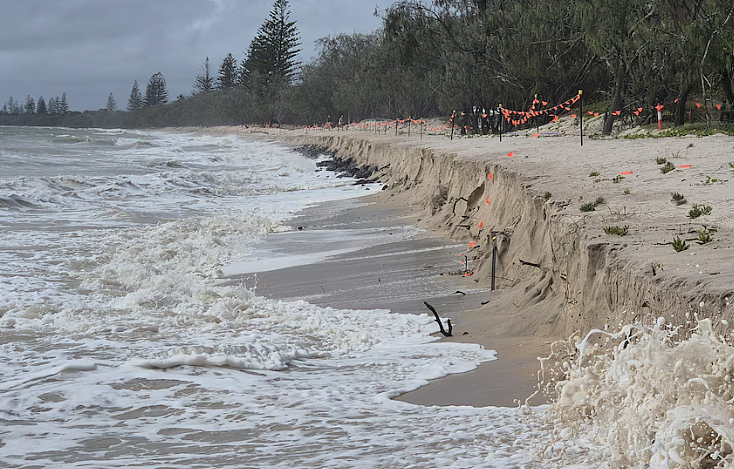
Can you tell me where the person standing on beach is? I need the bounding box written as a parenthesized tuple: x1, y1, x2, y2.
(338, 115, 344, 130)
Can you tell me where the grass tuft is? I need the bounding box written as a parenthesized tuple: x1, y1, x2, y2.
(580, 202, 597, 212)
(603, 225, 629, 236)
(671, 192, 687, 205)
(660, 161, 676, 174)
(589, 171, 600, 177)
(671, 236, 689, 252)
(688, 204, 713, 219)
(655, 156, 667, 165)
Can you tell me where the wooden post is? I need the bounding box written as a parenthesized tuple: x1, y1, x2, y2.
(579, 90, 584, 147)
(395, 118, 398, 136)
(420, 119, 424, 139)
(408, 117, 411, 137)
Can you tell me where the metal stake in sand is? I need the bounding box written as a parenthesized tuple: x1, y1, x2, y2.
(491, 244, 497, 291)
(498, 104, 503, 142)
(395, 118, 398, 136)
(578, 90, 584, 146)
(450, 111, 456, 141)
(408, 117, 411, 137)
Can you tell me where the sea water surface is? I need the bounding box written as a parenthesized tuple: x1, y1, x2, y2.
(0, 126, 596, 468)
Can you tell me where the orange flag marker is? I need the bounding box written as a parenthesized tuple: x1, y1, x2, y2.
(621, 171, 633, 175)
(531, 133, 540, 138)
(468, 241, 476, 248)
(588, 111, 594, 115)
(696, 102, 702, 108)
(679, 164, 691, 168)
(485, 196, 490, 204)
(716, 104, 722, 110)
(638, 107, 643, 112)
(507, 151, 514, 157)
(571, 114, 577, 119)
(465, 272, 473, 277)
(594, 112, 599, 117)
(488, 172, 493, 180)
(478, 221, 483, 229)
(552, 115, 559, 122)
(542, 101, 548, 106)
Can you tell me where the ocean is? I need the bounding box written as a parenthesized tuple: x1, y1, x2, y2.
(4, 126, 733, 468)
(0, 126, 571, 468)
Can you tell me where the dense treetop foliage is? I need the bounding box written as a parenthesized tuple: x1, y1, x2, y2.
(2, 0, 733, 132)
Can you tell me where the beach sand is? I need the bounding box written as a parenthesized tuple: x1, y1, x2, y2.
(224, 196, 543, 407)
(199, 122, 734, 409)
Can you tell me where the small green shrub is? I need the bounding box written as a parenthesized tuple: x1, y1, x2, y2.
(655, 156, 667, 165)
(688, 204, 713, 219)
(623, 188, 631, 195)
(612, 175, 625, 183)
(696, 232, 713, 245)
(580, 202, 597, 212)
(671, 192, 686, 205)
(594, 196, 606, 205)
(671, 236, 689, 252)
(604, 225, 629, 236)
(703, 175, 728, 185)
(660, 161, 676, 174)
(544, 191, 552, 201)
(589, 171, 600, 177)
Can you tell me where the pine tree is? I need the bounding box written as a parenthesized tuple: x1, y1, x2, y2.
(48, 97, 57, 114)
(25, 95, 35, 114)
(59, 93, 69, 114)
(194, 57, 215, 93)
(128, 80, 144, 111)
(106, 93, 117, 111)
(144, 72, 168, 107)
(217, 53, 237, 89)
(36, 96, 47, 114)
(240, 0, 301, 86)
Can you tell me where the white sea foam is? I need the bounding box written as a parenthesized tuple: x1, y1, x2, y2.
(1, 127, 569, 468)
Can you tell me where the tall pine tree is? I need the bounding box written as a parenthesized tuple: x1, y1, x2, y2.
(240, 0, 301, 87)
(218, 53, 237, 89)
(194, 57, 214, 93)
(59, 93, 69, 114)
(25, 95, 35, 114)
(128, 80, 144, 111)
(106, 93, 117, 111)
(144, 72, 168, 107)
(36, 96, 47, 114)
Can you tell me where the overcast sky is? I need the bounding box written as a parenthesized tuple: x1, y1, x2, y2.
(0, 0, 384, 112)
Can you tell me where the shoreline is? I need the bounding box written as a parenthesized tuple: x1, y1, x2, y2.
(224, 196, 542, 407)
(208, 125, 734, 407)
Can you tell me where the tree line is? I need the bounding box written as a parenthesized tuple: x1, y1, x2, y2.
(2, 0, 733, 134)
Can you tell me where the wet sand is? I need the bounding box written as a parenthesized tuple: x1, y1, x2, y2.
(224, 196, 542, 407)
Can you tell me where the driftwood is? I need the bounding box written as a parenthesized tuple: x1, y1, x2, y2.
(519, 259, 542, 268)
(480, 300, 490, 305)
(424, 301, 452, 337)
(454, 290, 466, 296)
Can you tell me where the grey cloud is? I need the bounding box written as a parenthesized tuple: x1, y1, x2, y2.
(0, 0, 383, 111)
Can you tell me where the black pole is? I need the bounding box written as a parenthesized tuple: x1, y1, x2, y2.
(450, 111, 456, 141)
(579, 90, 584, 147)
(408, 118, 411, 137)
(395, 118, 398, 136)
(498, 104, 503, 142)
(491, 245, 497, 291)
(420, 119, 424, 140)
